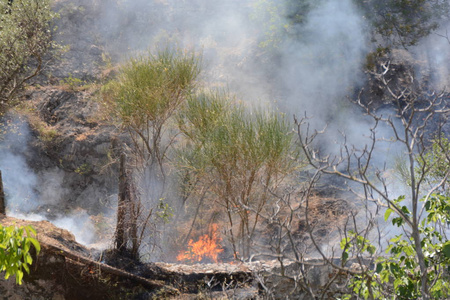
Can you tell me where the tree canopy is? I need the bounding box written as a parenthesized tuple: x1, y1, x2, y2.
(355, 0, 449, 48)
(0, 0, 59, 111)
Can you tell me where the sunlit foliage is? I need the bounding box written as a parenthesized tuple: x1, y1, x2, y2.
(0, 224, 40, 285)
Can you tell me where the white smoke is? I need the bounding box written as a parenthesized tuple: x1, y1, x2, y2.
(11, 211, 96, 245)
(0, 117, 39, 212)
(414, 27, 450, 91)
(0, 116, 97, 246)
(276, 0, 368, 126)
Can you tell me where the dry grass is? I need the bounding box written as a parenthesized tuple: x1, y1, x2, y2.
(16, 100, 60, 143)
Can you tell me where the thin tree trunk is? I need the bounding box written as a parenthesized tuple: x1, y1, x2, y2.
(0, 170, 5, 215)
(129, 181, 139, 260)
(115, 153, 127, 254)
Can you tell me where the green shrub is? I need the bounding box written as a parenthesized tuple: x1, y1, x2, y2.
(177, 90, 298, 259)
(0, 224, 40, 285)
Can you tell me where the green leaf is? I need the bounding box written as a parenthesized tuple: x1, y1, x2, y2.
(442, 241, 450, 259)
(425, 200, 431, 211)
(390, 235, 402, 243)
(376, 262, 383, 273)
(22, 263, 29, 274)
(401, 205, 410, 215)
(28, 238, 40, 254)
(389, 263, 400, 274)
(342, 251, 349, 262)
(24, 225, 36, 237)
(340, 237, 350, 250)
(384, 208, 393, 221)
(16, 270, 23, 285)
(394, 195, 405, 204)
(380, 270, 390, 283)
(25, 253, 32, 265)
(403, 245, 414, 256)
(392, 217, 404, 227)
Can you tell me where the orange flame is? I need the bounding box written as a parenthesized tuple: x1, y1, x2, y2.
(177, 223, 224, 263)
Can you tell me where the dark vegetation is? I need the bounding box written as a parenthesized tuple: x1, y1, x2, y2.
(1, 0, 450, 299)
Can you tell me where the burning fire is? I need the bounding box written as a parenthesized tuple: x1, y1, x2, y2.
(177, 223, 224, 263)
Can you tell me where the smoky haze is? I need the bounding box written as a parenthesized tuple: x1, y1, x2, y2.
(1, 0, 449, 260)
(58, 0, 450, 143)
(93, 0, 370, 125)
(58, 0, 450, 261)
(276, 0, 367, 121)
(89, 0, 383, 259)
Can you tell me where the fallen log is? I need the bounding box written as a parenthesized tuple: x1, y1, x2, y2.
(42, 243, 179, 295)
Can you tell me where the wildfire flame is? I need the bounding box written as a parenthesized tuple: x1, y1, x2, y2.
(177, 223, 224, 263)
